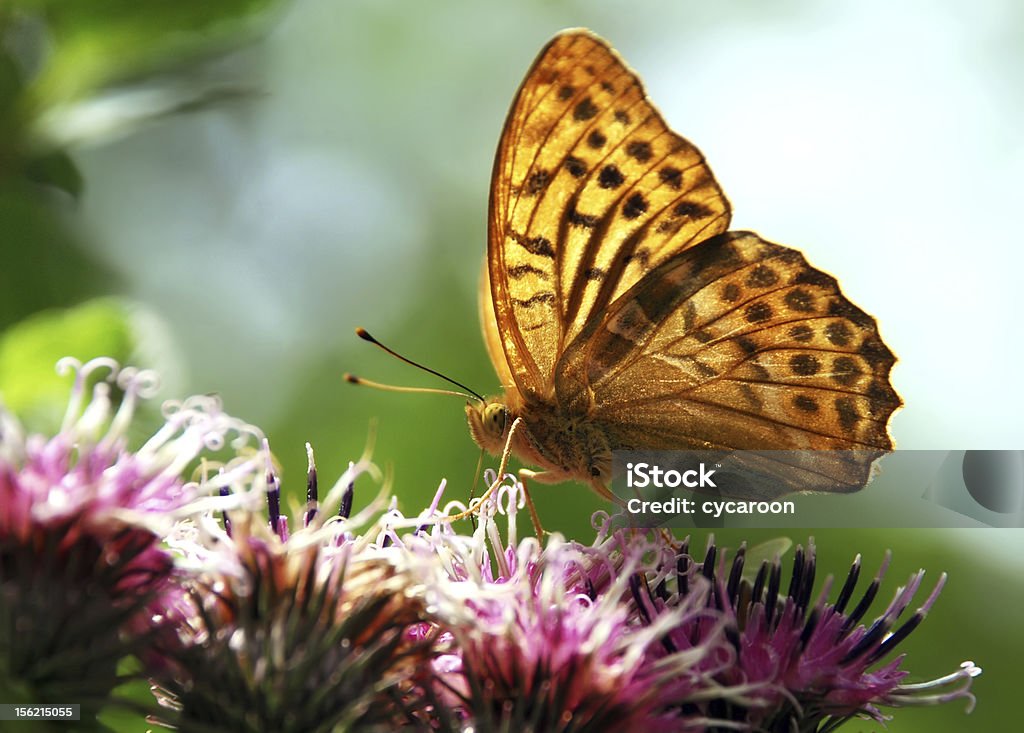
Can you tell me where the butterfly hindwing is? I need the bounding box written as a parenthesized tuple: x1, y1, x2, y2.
(563, 231, 899, 461)
(489, 30, 730, 399)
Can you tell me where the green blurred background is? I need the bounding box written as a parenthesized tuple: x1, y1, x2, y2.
(1, 0, 1020, 731)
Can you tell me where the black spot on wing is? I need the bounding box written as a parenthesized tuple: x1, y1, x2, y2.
(690, 358, 718, 378)
(598, 165, 625, 189)
(749, 361, 771, 380)
(790, 354, 821, 376)
(655, 219, 683, 235)
(564, 156, 587, 178)
(825, 322, 852, 347)
(513, 292, 556, 308)
(624, 248, 650, 269)
(574, 97, 599, 121)
(722, 283, 741, 303)
(832, 356, 861, 386)
(784, 288, 815, 313)
(508, 264, 547, 280)
(745, 302, 773, 323)
(737, 336, 758, 354)
(525, 169, 550, 196)
(746, 265, 779, 288)
(626, 140, 652, 162)
(740, 384, 762, 408)
(622, 192, 649, 220)
(659, 167, 683, 190)
(510, 232, 555, 258)
(794, 395, 819, 413)
(828, 299, 874, 328)
(673, 201, 713, 219)
(792, 269, 835, 288)
(835, 397, 859, 432)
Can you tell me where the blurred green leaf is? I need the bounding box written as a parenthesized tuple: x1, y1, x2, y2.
(0, 44, 28, 173)
(0, 183, 119, 329)
(0, 298, 134, 430)
(96, 660, 156, 732)
(0, 43, 23, 115)
(30, 0, 282, 106)
(23, 149, 83, 196)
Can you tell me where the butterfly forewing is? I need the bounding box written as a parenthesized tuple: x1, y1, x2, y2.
(490, 30, 730, 398)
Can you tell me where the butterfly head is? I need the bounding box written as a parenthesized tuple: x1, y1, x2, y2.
(466, 399, 512, 455)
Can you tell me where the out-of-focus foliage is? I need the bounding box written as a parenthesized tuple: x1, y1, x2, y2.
(18, 1, 278, 107)
(0, 299, 132, 417)
(1, 1, 270, 184)
(0, 0, 283, 429)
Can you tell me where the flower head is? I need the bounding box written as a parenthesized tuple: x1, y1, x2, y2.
(148, 441, 438, 732)
(395, 478, 743, 732)
(0, 357, 251, 716)
(631, 536, 981, 731)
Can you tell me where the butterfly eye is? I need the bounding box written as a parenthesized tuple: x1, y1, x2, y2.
(483, 403, 508, 438)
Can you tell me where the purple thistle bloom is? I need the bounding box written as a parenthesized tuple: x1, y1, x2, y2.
(362, 476, 982, 732)
(632, 536, 981, 732)
(399, 478, 752, 732)
(148, 440, 440, 732)
(2, 358, 980, 732)
(0, 357, 250, 720)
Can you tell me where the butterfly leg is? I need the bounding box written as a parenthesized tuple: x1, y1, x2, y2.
(442, 417, 524, 525)
(515, 469, 550, 538)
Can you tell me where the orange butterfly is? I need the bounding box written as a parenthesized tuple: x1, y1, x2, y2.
(460, 29, 900, 504)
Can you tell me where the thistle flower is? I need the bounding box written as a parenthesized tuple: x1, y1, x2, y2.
(630, 537, 981, 732)
(0, 356, 984, 732)
(147, 442, 438, 733)
(0, 357, 249, 722)
(396, 479, 748, 732)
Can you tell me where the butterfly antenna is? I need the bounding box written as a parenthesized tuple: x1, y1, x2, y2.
(347, 327, 486, 402)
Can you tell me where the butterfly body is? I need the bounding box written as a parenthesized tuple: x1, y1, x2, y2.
(465, 29, 900, 501)
(467, 393, 614, 491)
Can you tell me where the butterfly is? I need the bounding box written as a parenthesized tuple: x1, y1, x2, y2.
(463, 29, 901, 503)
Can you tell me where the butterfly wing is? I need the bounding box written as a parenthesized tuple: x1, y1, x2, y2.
(488, 29, 730, 400)
(479, 259, 516, 390)
(561, 231, 901, 492)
